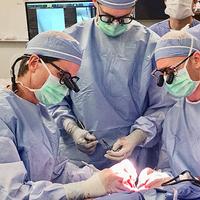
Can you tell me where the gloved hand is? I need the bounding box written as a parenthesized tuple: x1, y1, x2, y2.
(104, 129, 147, 161)
(137, 167, 172, 190)
(63, 118, 98, 154)
(64, 163, 132, 199)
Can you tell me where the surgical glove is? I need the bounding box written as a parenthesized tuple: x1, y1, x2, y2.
(104, 129, 147, 161)
(64, 167, 131, 199)
(137, 168, 172, 190)
(63, 118, 98, 154)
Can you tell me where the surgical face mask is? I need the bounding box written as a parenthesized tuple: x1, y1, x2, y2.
(97, 19, 128, 37)
(96, 3, 129, 37)
(155, 30, 198, 98)
(34, 75, 69, 106)
(165, 0, 194, 20)
(164, 66, 198, 97)
(20, 59, 69, 106)
(35, 60, 69, 106)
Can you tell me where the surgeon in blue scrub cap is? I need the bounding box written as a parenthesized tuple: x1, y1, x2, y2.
(0, 31, 133, 199)
(49, 0, 174, 171)
(150, 0, 200, 37)
(132, 30, 200, 190)
(94, 29, 200, 200)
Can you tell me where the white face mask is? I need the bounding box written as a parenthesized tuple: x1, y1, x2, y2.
(165, 0, 194, 20)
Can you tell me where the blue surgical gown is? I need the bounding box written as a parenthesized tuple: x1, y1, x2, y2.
(158, 98, 200, 177)
(188, 24, 200, 41)
(96, 98, 200, 200)
(150, 19, 200, 37)
(0, 88, 93, 199)
(49, 18, 174, 169)
(96, 183, 200, 200)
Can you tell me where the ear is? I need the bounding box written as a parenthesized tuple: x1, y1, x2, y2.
(27, 54, 40, 73)
(192, 51, 200, 69)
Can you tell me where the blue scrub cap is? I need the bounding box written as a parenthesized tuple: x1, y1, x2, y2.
(97, 0, 137, 9)
(154, 30, 200, 61)
(25, 31, 82, 65)
(187, 24, 200, 41)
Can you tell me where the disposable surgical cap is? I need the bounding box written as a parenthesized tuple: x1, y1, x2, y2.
(97, 0, 137, 9)
(25, 31, 82, 65)
(188, 24, 200, 41)
(154, 30, 200, 61)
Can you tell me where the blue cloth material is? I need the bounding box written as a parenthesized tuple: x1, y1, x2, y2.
(154, 35, 200, 61)
(0, 88, 93, 199)
(96, 192, 145, 200)
(96, 183, 200, 200)
(188, 24, 200, 41)
(149, 19, 200, 37)
(97, 0, 137, 9)
(157, 99, 200, 177)
(49, 19, 174, 170)
(164, 183, 200, 200)
(25, 31, 82, 65)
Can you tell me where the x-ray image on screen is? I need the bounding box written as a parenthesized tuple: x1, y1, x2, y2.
(37, 9, 65, 32)
(25, 1, 96, 40)
(76, 7, 92, 22)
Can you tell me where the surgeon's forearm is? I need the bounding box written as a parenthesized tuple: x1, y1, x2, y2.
(64, 182, 85, 200)
(128, 129, 148, 147)
(63, 172, 106, 199)
(63, 118, 79, 135)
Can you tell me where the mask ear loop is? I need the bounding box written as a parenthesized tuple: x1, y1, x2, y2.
(40, 58, 51, 75)
(184, 34, 200, 89)
(183, 33, 194, 71)
(10, 55, 30, 93)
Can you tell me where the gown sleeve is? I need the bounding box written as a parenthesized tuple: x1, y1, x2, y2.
(0, 119, 67, 200)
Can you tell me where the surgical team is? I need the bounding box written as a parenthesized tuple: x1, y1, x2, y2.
(0, 0, 200, 199)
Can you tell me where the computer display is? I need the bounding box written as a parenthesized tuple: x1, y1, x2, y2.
(25, 1, 96, 40)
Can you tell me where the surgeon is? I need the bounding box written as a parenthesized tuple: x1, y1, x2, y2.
(94, 29, 200, 200)
(150, 0, 200, 37)
(135, 30, 200, 188)
(49, 0, 174, 170)
(0, 31, 134, 199)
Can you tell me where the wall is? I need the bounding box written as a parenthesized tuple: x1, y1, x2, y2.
(0, 0, 28, 41)
(0, 0, 28, 78)
(0, 41, 26, 78)
(0, 0, 159, 79)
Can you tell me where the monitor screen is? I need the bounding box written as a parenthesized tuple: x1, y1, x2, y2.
(25, 1, 96, 40)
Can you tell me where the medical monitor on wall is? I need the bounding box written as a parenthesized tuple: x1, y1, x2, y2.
(25, 1, 96, 40)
